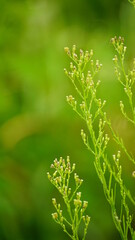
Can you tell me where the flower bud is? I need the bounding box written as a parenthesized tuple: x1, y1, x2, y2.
(83, 201, 88, 209)
(52, 198, 57, 206)
(52, 212, 58, 220)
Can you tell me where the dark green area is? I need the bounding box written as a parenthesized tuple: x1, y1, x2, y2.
(0, 0, 135, 239)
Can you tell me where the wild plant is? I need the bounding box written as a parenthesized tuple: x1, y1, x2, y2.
(48, 1, 135, 239)
(64, 37, 135, 240)
(47, 156, 90, 240)
(111, 36, 135, 126)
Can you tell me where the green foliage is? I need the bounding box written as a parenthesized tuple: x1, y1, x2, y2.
(48, 3, 135, 239)
(47, 156, 90, 240)
(64, 39, 135, 240)
(1, 0, 135, 239)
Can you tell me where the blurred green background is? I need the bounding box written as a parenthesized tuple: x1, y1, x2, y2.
(0, 0, 135, 239)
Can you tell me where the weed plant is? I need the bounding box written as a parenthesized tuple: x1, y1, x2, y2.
(48, 1, 135, 239)
(47, 156, 90, 240)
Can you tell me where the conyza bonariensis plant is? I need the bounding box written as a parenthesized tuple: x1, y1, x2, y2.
(48, 1, 135, 240)
(64, 36, 135, 240)
(47, 156, 90, 240)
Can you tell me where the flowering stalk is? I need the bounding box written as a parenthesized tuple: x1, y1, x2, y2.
(64, 44, 135, 239)
(47, 156, 90, 240)
(111, 36, 135, 125)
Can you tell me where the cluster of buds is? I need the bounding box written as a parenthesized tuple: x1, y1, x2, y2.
(95, 59, 103, 72)
(66, 95, 77, 110)
(64, 68, 76, 83)
(124, 83, 132, 96)
(114, 66, 121, 82)
(112, 151, 123, 185)
(113, 151, 121, 169)
(97, 98, 106, 109)
(82, 214, 91, 239)
(111, 37, 128, 97)
(81, 129, 87, 144)
(89, 58, 102, 74)
(47, 156, 75, 196)
(97, 118, 109, 154)
(69, 62, 77, 75)
(51, 198, 64, 224)
(86, 114, 92, 127)
(99, 118, 106, 130)
(64, 47, 71, 57)
(86, 71, 93, 87)
(120, 100, 133, 122)
(64, 45, 103, 102)
(82, 215, 91, 225)
(84, 49, 93, 63)
(98, 118, 106, 142)
(104, 133, 110, 147)
(111, 36, 126, 59)
(72, 45, 78, 62)
(112, 55, 118, 64)
(64, 45, 93, 65)
(48, 156, 90, 240)
(111, 36, 135, 124)
(73, 191, 90, 234)
(86, 72, 101, 97)
(74, 192, 82, 208)
(73, 191, 88, 213)
(74, 172, 83, 187)
(80, 101, 86, 112)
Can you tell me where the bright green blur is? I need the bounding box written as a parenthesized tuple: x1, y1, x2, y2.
(0, 0, 135, 239)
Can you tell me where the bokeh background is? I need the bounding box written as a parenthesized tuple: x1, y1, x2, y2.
(0, 0, 135, 239)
